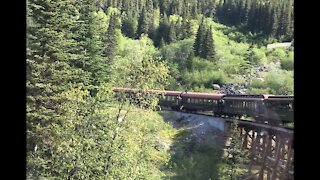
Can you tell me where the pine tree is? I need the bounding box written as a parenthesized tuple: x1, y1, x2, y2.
(193, 20, 205, 57)
(104, 13, 119, 64)
(159, 0, 168, 15)
(137, 7, 149, 38)
(155, 12, 170, 45)
(221, 120, 249, 179)
(27, 0, 91, 177)
(175, 18, 182, 40)
(168, 21, 177, 43)
(122, 15, 136, 38)
(271, 5, 279, 36)
(191, 3, 199, 18)
(146, 0, 155, 38)
(76, 0, 109, 85)
(159, 37, 165, 48)
(242, 44, 255, 89)
(201, 26, 216, 61)
(186, 51, 194, 70)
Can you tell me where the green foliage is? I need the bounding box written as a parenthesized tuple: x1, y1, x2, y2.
(27, 0, 294, 178)
(157, 15, 293, 94)
(266, 48, 287, 62)
(201, 26, 216, 61)
(189, 56, 216, 72)
(27, 2, 94, 177)
(105, 12, 120, 63)
(161, 38, 194, 71)
(251, 48, 267, 65)
(193, 20, 206, 57)
(168, 22, 177, 43)
(265, 69, 293, 95)
(121, 15, 137, 38)
(165, 129, 221, 180)
(28, 84, 176, 179)
(183, 70, 228, 90)
(247, 87, 270, 95)
(137, 7, 149, 38)
(117, 34, 159, 62)
(280, 51, 294, 71)
(27, 0, 173, 178)
(219, 120, 249, 179)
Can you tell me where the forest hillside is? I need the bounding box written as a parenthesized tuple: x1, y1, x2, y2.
(27, 0, 293, 178)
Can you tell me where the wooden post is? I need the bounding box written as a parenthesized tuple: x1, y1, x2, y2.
(258, 134, 271, 180)
(270, 136, 283, 179)
(280, 138, 293, 180)
(242, 128, 249, 149)
(248, 132, 259, 173)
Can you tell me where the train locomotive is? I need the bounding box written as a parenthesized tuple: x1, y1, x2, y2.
(113, 88, 294, 126)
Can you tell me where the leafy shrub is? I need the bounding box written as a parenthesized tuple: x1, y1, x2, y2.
(266, 48, 287, 62)
(247, 88, 269, 95)
(280, 58, 294, 71)
(182, 70, 228, 89)
(265, 69, 293, 95)
(161, 39, 194, 70)
(191, 57, 217, 71)
(251, 79, 266, 89)
(280, 51, 294, 70)
(251, 48, 267, 65)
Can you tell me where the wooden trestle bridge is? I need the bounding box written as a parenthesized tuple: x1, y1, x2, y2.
(226, 119, 294, 180)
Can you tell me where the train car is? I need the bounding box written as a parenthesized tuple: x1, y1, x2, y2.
(179, 92, 225, 115)
(222, 94, 265, 120)
(157, 90, 182, 110)
(113, 87, 294, 126)
(263, 95, 294, 125)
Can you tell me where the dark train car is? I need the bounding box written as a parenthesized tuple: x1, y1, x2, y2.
(263, 95, 294, 125)
(113, 87, 294, 127)
(222, 95, 265, 119)
(157, 90, 182, 110)
(180, 92, 225, 115)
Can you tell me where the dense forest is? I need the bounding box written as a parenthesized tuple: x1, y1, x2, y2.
(27, 0, 293, 178)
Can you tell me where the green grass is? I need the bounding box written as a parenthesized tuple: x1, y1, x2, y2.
(160, 17, 294, 94)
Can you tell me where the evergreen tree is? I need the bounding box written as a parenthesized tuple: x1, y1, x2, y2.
(159, 37, 166, 48)
(241, 44, 255, 89)
(155, 12, 170, 45)
(27, 0, 91, 177)
(137, 7, 149, 38)
(271, 5, 279, 36)
(221, 120, 249, 179)
(122, 15, 136, 38)
(146, 0, 155, 38)
(168, 21, 177, 43)
(191, 3, 198, 18)
(104, 13, 119, 64)
(176, 18, 182, 40)
(159, 0, 168, 15)
(185, 18, 193, 38)
(201, 26, 216, 61)
(76, 0, 109, 85)
(186, 51, 194, 70)
(193, 20, 205, 57)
